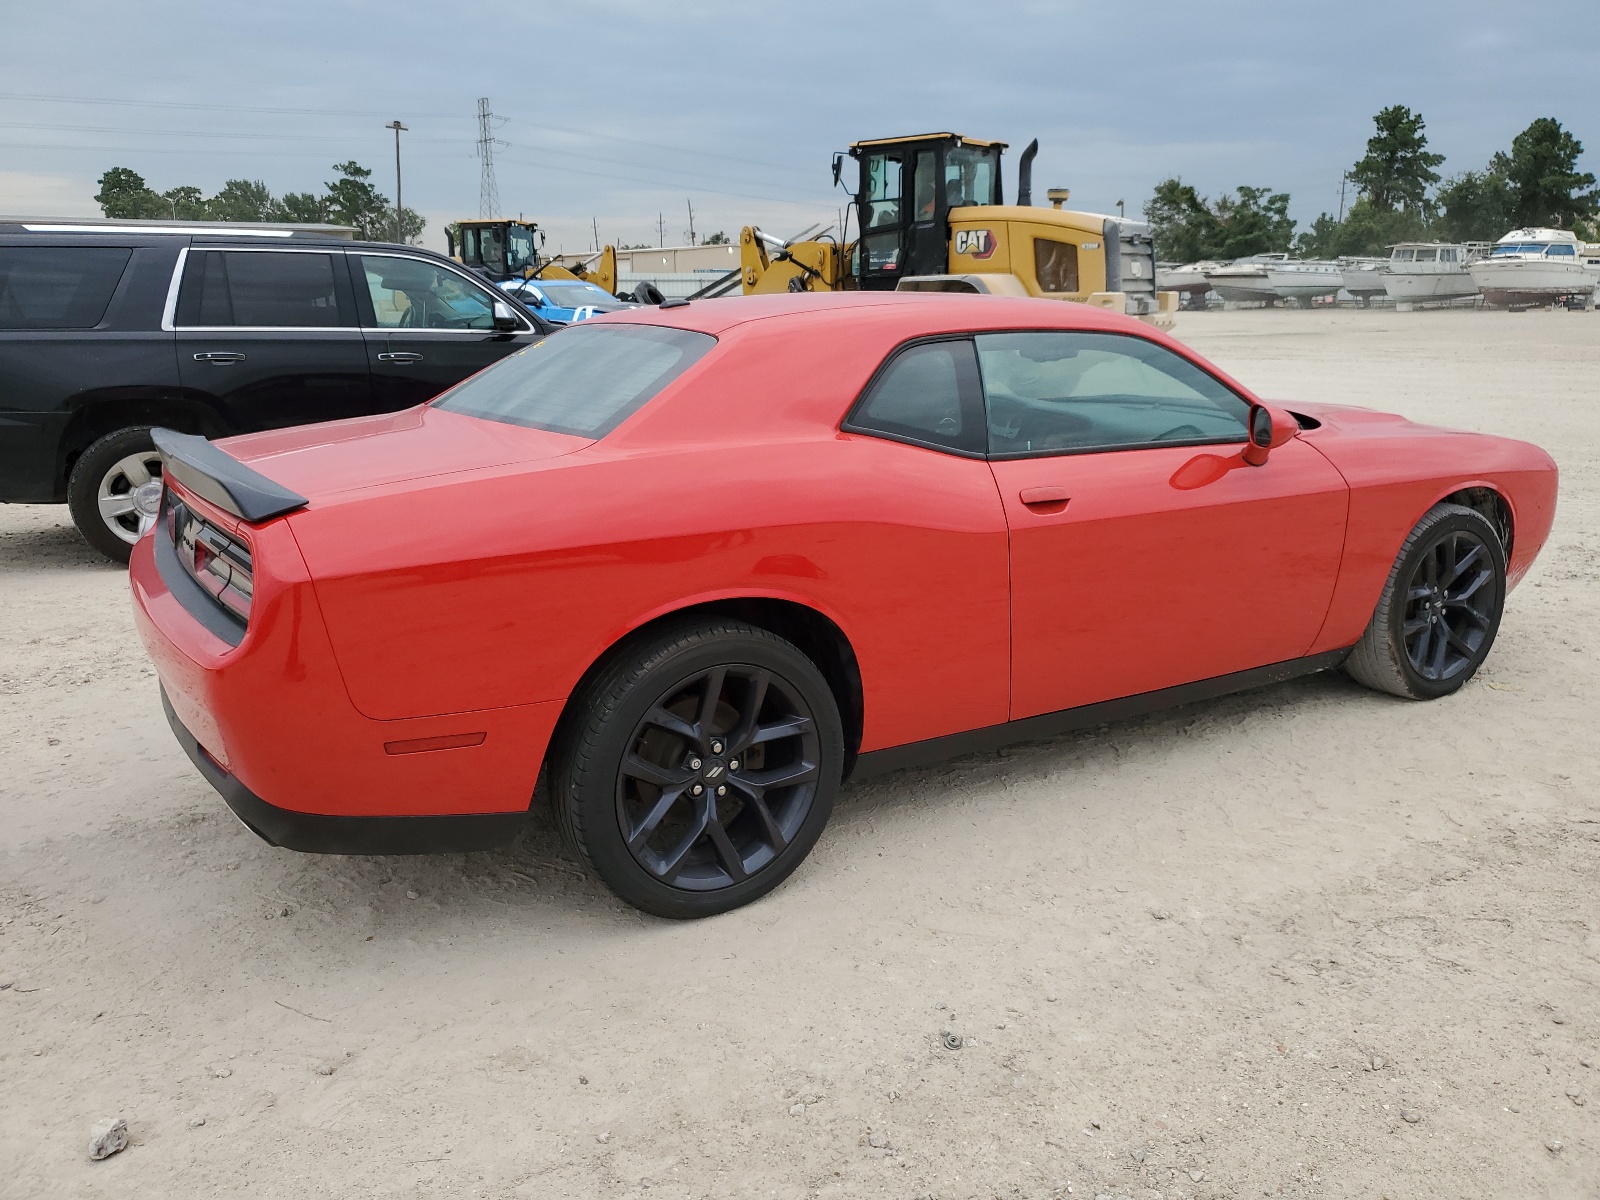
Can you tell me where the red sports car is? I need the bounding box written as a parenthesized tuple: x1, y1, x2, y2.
(130, 293, 1557, 917)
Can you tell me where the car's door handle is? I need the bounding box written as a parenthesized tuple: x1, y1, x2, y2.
(1019, 486, 1072, 510)
(192, 352, 245, 364)
(377, 352, 424, 363)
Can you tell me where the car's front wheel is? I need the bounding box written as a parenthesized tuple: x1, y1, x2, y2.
(67, 427, 165, 564)
(1345, 502, 1508, 699)
(552, 618, 844, 918)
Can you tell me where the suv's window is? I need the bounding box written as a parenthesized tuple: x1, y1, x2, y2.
(843, 339, 985, 456)
(178, 250, 347, 327)
(360, 254, 499, 330)
(0, 246, 131, 329)
(977, 331, 1249, 457)
(433, 323, 713, 437)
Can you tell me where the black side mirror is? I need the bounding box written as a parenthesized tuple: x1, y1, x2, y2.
(832, 152, 844, 189)
(492, 300, 521, 331)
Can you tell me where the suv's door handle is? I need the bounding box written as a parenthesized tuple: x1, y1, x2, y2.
(377, 352, 424, 363)
(1019, 486, 1072, 510)
(192, 352, 245, 364)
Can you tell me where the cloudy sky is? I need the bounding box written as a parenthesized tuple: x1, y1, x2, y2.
(2, 1, 1592, 254)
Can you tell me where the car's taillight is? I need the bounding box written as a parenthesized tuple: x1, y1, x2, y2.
(167, 494, 253, 622)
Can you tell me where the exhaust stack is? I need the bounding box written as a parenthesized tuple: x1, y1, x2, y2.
(1016, 139, 1040, 206)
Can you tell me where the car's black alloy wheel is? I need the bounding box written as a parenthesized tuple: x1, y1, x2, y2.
(1346, 502, 1508, 700)
(554, 618, 843, 918)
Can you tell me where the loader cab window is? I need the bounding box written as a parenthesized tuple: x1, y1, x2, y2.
(862, 152, 905, 272)
(506, 226, 538, 275)
(461, 226, 508, 276)
(912, 151, 937, 222)
(945, 144, 1001, 208)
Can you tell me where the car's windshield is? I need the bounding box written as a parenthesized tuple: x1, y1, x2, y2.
(433, 323, 715, 438)
(537, 283, 629, 311)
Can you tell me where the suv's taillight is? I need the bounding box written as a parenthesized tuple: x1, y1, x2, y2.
(167, 495, 253, 622)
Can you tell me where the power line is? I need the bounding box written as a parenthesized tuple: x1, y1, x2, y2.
(0, 91, 804, 172)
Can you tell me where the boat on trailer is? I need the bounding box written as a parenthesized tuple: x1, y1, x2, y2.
(1203, 255, 1343, 305)
(1468, 228, 1597, 307)
(1381, 242, 1485, 307)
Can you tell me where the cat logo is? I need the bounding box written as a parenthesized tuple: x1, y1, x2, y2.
(953, 228, 997, 259)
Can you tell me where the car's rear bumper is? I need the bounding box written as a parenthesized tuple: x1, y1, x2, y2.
(162, 688, 526, 854)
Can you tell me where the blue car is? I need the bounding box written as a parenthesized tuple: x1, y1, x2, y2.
(499, 278, 635, 325)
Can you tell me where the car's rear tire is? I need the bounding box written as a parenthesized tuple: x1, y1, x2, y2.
(552, 618, 843, 918)
(1345, 502, 1507, 699)
(67, 427, 165, 565)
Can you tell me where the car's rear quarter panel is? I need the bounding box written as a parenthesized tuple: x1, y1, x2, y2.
(287, 311, 1014, 753)
(131, 486, 559, 818)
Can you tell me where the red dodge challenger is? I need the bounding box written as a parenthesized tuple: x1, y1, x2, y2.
(130, 293, 1557, 917)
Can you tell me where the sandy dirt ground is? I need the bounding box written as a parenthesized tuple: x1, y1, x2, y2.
(3, 308, 1598, 1200)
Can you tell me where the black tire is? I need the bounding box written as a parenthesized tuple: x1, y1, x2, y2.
(631, 280, 665, 306)
(552, 618, 843, 918)
(1345, 502, 1507, 699)
(67, 426, 166, 565)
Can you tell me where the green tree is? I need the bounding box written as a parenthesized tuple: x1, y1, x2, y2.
(1143, 178, 1221, 261)
(1213, 186, 1295, 257)
(1436, 159, 1516, 242)
(1348, 105, 1444, 213)
(323, 161, 391, 239)
(207, 179, 274, 222)
(702, 230, 730, 245)
(272, 191, 327, 223)
(1505, 117, 1599, 228)
(161, 186, 208, 220)
(94, 167, 167, 218)
(393, 207, 426, 244)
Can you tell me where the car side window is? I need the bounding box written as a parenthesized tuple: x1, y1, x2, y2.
(359, 254, 497, 330)
(843, 338, 986, 456)
(177, 250, 349, 328)
(0, 246, 132, 329)
(976, 331, 1250, 457)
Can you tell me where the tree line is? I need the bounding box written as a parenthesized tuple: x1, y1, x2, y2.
(1145, 109, 1600, 262)
(94, 162, 424, 243)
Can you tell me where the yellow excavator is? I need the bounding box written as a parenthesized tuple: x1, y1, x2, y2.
(447, 218, 617, 293)
(736, 133, 1178, 327)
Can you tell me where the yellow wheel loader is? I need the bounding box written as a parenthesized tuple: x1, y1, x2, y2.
(739, 133, 1178, 327)
(447, 219, 617, 294)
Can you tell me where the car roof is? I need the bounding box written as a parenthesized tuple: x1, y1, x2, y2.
(594, 290, 1155, 339)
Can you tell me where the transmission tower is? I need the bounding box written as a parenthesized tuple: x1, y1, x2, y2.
(476, 97, 503, 218)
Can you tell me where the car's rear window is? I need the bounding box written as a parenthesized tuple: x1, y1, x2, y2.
(0, 246, 132, 329)
(433, 323, 715, 438)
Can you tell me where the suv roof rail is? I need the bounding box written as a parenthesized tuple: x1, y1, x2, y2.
(0, 216, 355, 239)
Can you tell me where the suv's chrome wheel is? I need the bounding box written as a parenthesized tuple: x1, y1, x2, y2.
(97, 451, 165, 545)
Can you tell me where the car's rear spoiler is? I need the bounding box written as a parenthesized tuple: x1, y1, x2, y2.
(151, 428, 308, 523)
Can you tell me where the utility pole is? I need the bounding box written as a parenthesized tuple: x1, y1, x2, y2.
(592, 216, 599, 252)
(657, 212, 665, 247)
(1338, 174, 1349, 223)
(476, 98, 502, 218)
(385, 120, 408, 242)
(686, 198, 696, 246)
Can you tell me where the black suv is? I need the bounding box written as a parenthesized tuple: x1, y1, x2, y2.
(0, 222, 552, 561)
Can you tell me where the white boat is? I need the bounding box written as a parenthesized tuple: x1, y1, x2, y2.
(1156, 261, 1218, 294)
(1381, 242, 1484, 305)
(1205, 255, 1344, 305)
(1469, 228, 1597, 307)
(1338, 256, 1388, 299)
(1264, 258, 1344, 303)
(1203, 255, 1285, 304)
